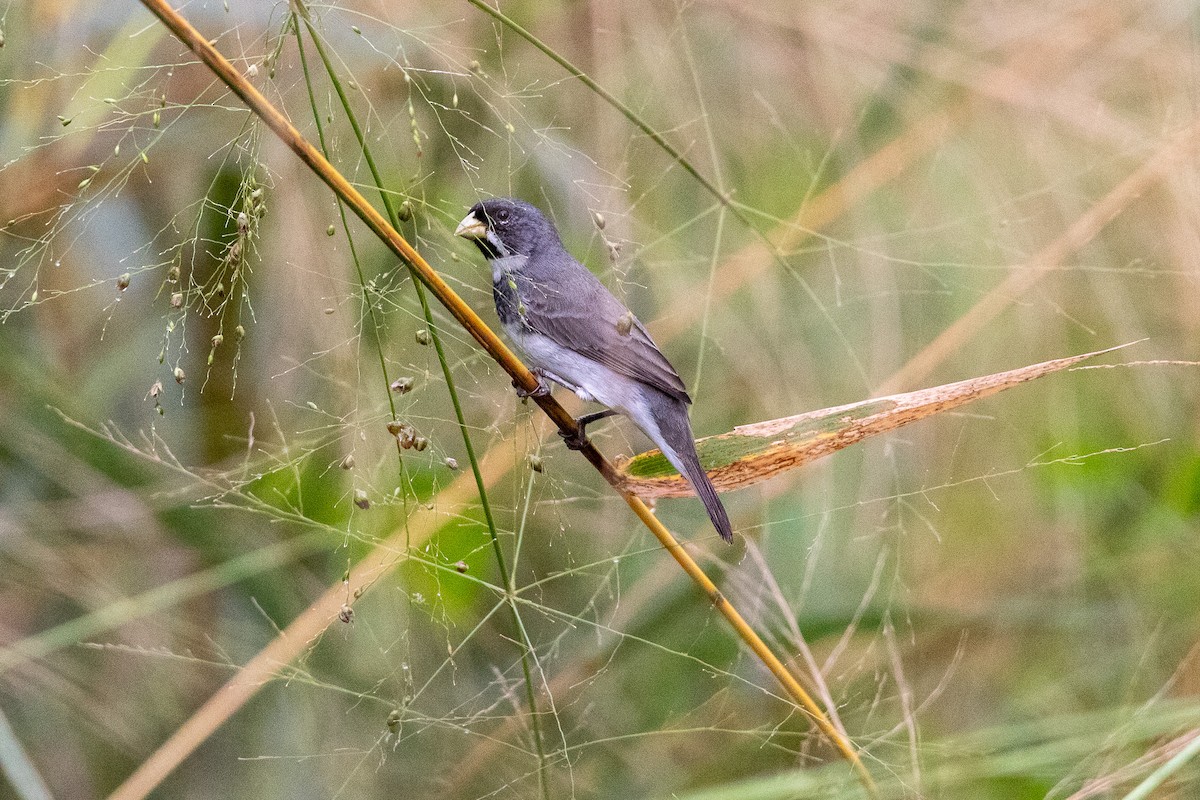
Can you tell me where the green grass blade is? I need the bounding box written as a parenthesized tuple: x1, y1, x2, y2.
(1122, 730, 1200, 800)
(0, 707, 53, 800)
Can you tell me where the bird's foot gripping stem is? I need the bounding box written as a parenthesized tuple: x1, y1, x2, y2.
(558, 409, 619, 451)
(513, 372, 551, 399)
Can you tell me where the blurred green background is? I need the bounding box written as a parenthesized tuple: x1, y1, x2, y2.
(2, 0, 1199, 797)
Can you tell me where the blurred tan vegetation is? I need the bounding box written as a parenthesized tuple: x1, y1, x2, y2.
(1, 0, 1199, 798)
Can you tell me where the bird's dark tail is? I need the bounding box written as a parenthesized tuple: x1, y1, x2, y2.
(645, 394, 734, 542)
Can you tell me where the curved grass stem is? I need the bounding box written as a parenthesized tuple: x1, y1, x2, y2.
(134, 1, 875, 796)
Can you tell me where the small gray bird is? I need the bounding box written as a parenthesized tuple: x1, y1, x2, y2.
(455, 197, 733, 542)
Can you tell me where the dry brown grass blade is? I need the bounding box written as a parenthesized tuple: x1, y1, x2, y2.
(619, 344, 1134, 498)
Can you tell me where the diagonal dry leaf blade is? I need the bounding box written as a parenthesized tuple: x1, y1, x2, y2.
(619, 343, 1137, 498)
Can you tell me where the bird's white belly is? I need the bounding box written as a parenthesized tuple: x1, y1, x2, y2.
(505, 327, 672, 472)
(509, 329, 645, 416)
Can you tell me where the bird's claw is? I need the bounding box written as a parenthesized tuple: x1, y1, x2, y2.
(558, 427, 590, 451)
(558, 409, 618, 451)
(513, 375, 550, 399)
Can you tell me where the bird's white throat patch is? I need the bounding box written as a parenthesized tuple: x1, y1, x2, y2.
(481, 229, 512, 259)
(489, 254, 528, 283)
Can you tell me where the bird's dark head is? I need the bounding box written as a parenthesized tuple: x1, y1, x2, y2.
(454, 197, 561, 260)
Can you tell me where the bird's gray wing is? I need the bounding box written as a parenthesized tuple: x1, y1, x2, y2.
(518, 262, 691, 403)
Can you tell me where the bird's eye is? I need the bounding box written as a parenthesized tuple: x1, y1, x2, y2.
(493, 208, 510, 225)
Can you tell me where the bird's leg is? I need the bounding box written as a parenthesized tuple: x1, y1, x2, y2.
(559, 408, 619, 451)
(513, 370, 551, 399)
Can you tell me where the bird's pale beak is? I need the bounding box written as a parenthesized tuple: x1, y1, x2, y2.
(454, 213, 487, 239)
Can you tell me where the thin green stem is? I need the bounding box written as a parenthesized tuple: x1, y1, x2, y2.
(1121, 731, 1200, 800)
(292, 18, 411, 516)
(293, 6, 549, 795)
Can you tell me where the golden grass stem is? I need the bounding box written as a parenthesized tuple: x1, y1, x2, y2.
(128, 1, 876, 796)
(623, 494, 877, 791)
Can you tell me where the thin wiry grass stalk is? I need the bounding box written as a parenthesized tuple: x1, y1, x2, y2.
(0, 532, 328, 676)
(291, 13, 412, 499)
(468, 0, 871, 383)
(651, 102, 967, 343)
(107, 431, 521, 800)
(289, 7, 551, 793)
(133, 1, 876, 795)
(466, 0, 736, 220)
(628, 3, 1102, 352)
(877, 117, 1200, 394)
